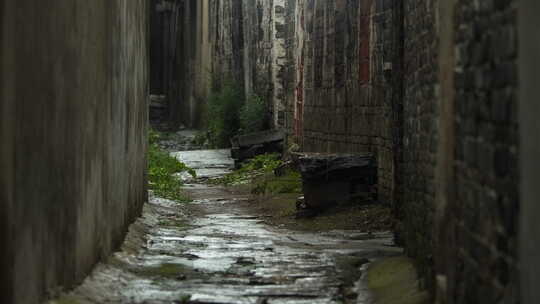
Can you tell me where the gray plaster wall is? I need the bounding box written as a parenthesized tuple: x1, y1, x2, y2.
(0, 1, 148, 303)
(519, 1, 540, 303)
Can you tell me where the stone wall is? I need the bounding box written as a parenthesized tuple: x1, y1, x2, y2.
(400, 1, 522, 302)
(400, 0, 439, 286)
(442, 1, 520, 302)
(0, 1, 148, 303)
(291, 0, 400, 205)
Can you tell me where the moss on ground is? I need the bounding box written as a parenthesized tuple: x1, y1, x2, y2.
(335, 255, 370, 286)
(367, 257, 429, 304)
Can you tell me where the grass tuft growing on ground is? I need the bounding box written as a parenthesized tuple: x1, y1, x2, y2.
(149, 128, 173, 144)
(250, 169, 302, 195)
(148, 129, 195, 202)
(212, 153, 285, 186)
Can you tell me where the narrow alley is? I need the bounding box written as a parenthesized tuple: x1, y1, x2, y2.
(55, 133, 399, 304)
(2, 1, 540, 304)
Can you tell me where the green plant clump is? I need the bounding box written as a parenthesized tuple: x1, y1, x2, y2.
(251, 169, 302, 195)
(241, 153, 283, 172)
(207, 81, 243, 148)
(205, 79, 269, 148)
(214, 153, 283, 186)
(240, 94, 268, 134)
(148, 137, 195, 202)
(149, 128, 173, 145)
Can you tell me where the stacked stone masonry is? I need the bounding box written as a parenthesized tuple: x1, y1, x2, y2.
(447, 0, 520, 303)
(401, 0, 438, 287)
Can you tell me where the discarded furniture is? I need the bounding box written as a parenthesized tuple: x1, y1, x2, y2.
(230, 129, 285, 168)
(293, 153, 377, 213)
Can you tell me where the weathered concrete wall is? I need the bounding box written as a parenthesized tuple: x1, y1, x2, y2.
(179, 0, 212, 128)
(150, 0, 211, 129)
(520, 2, 540, 303)
(0, 1, 148, 303)
(209, 0, 274, 124)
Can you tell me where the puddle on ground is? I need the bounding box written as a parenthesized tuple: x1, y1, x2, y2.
(51, 145, 400, 304)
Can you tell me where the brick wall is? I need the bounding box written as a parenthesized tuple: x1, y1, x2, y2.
(400, 0, 439, 286)
(444, 1, 520, 302)
(290, 0, 400, 205)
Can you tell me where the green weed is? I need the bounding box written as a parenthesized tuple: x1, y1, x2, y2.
(212, 153, 301, 195)
(213, 153, 283, 186)
(251, 169, 302, 195)
(149, 128, 173, 145)
(148, 130, 195, 202)
(240, 94, 268, 134)
(207, 81, 243, 148)
(177, 295, 192, 304)
(205, 79, 269, 148)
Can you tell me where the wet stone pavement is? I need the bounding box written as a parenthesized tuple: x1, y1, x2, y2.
(55, 134, 400, 304)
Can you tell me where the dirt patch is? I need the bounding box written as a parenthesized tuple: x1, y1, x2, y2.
(215, 158, 394, 234)
(229, 186, 394, 233)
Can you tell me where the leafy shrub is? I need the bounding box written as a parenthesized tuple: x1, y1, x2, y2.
(241, 153, 282, 172)
(240, 94, 268, 134)
(149, 128, 161, 145)
(148, 136, 195, 202)
(205, 78, 270, 147)
(207, 81, 243, 148)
